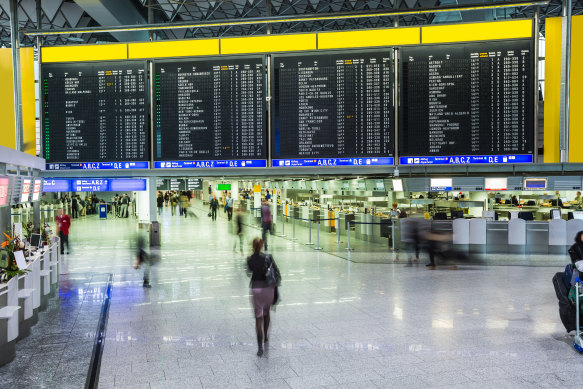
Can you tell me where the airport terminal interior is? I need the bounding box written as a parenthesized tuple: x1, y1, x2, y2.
(1, 0, 583, 388)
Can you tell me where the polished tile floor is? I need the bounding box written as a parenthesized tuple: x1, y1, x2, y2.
(19, 204, 583, 388)
(0, 273, 109, 388)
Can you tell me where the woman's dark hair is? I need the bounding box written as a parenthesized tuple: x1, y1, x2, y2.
(252, 238, 263, 255)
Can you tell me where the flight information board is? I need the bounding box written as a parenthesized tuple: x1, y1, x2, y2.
(399, 40, 534, 165)
(272, 51, 394, 167)
(42, 61, 148, 167)
(154, 57, 266, 166)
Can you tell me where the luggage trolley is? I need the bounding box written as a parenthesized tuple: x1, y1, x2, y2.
(575, 278, 583, 353)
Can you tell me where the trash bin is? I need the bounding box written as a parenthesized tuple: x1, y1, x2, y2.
(150, 221, 161, 247)
(99, 204, 107, 219)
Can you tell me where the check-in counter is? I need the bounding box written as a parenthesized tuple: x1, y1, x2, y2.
(369, 216, 385, 244)
(309, 208, 320, 227)
(525, 221, 548, 254)
(0, 240, 60, 367)
(405, 218, 580, 256)
(486, 221, 508, 253)
(338, 213, 354, 236)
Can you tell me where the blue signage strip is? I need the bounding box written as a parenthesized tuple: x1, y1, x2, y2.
(399, 155, 533, 165)
(272, 157, 394, 167)
(109, 179, 147, 192)
(42, 179, 72, 192)
(154, 160, 267, 169)
(73, 179, 109, 192)
(45, 162, 150, 170)
(43, 179, 147, 192)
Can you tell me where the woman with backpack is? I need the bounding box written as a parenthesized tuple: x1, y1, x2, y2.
(246, 238, 280, 357)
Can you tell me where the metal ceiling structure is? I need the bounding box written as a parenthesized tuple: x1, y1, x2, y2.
(0, 0, 582, 47)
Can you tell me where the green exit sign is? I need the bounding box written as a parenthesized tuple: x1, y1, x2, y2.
(216, 184, 231, 191)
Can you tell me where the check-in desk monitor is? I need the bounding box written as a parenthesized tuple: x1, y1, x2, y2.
(30, 233, 41, 249)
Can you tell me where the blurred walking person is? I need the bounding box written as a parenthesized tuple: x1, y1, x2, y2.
(156, 193, 164, 216)
(170, 193, 178, 216)
(225, 192, 234, 221)
(134, 235, 151, 288)
(55, 208, 71, 255)
(261, 199, 273, 250)
(233, 207, 245, 255)
(179, 191, 190, 218)
(210, 195, 219, 221)
(247, 238, 281, 357)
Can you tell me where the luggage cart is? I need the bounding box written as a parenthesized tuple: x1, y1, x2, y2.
(575, 278, 583, 353)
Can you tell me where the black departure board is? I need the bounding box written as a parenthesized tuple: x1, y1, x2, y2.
(273, 51, 394, 159)
(154, 57, 265, 160)
(42, 61, 148, 163)
(400, 40, 534, 157)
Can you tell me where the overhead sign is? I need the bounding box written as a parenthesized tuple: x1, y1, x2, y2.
(430, 178, 452, 191)
(485, 178, 508, 191)
(154, 160, 266, 169)
(273, 157, 394, 167)
(21, 178, 31, 203)
(73, 179, 109, 192)
(32, 179, 42, 201)
(400, 155, 533, 165)
(524, 178, 547, 190)
(42, 179, 72, 192)
(46, 162, 149, 170)
(187, 179, 203, 190)
(392, 179, 403, 192)
(0, 177, 9, 206)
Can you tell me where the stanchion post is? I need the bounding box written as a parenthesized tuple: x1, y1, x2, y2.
(292, 215, 297, 240)
(280, 210, 286, 237)
(315, 221, 322, 250)
(346, 221, 352, 250)
(336, 216, 341, 244)
(391, 219, 396, 251)
(307, 219, 314, 245)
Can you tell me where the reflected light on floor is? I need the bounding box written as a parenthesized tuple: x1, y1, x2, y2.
(432, 319, 454, 329)
(393, 306, 403, 320)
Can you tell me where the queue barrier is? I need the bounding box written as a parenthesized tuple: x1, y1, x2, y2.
(279, 213, 341, 249)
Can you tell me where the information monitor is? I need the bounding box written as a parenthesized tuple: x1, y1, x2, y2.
(399, 40, 534, 165)
(154, 57, 266, 168)
(42, 61, 149, 169)
(272, 51, 394, 167)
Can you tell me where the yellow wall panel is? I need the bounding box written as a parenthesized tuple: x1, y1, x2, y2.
(0, 49, 16, 151)
(317, 27, 420, 49)
(422, 19, 532, 44)
(220, 34, 316, 54)
(41, 43, 127, 63)
(128, 39, 219, 59)
(0, 48, 36, 155)
(545, 17, 562, 163)
(569, 15, 583, 162)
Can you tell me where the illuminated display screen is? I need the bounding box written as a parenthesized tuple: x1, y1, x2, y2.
(42, 61, 148, 165)
(0, 177, 9, 206)
(154, 57, 266, 166)
(273, 51, 394, 164)
(21, 178, 31, 203)
(400, 40, 534, 163)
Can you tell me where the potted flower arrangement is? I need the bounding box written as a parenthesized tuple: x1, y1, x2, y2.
(0, 233, 29, 283)
(24, 222, 34, 239)
(41, 222, 52, 246)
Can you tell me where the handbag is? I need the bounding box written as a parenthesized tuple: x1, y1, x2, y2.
(264, 254, 280, 286)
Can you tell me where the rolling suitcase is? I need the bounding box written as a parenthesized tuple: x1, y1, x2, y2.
(553, 272, 577, 332)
